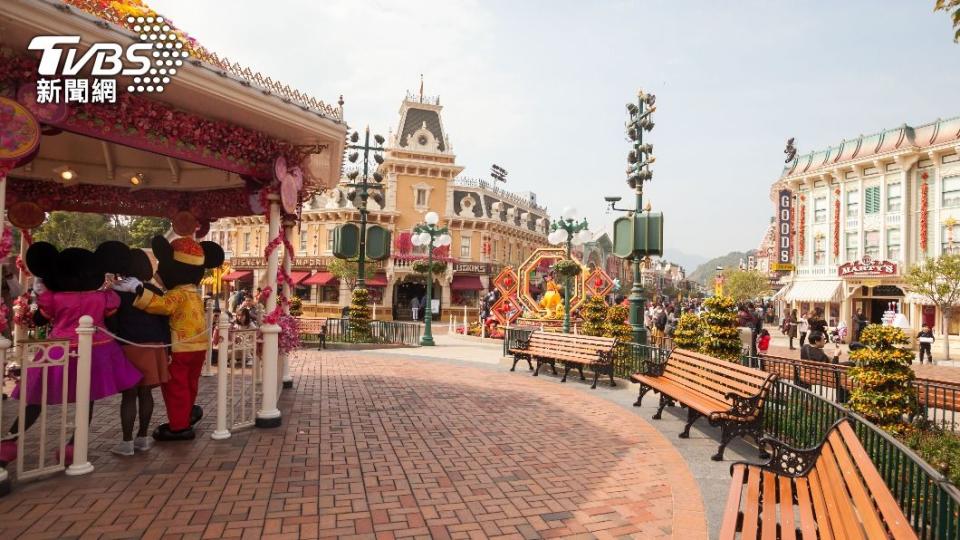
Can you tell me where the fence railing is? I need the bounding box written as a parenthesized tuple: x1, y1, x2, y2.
(298, 318, 421, 347)
(760, 380, 960, 539)
(741, 353, 960, 433)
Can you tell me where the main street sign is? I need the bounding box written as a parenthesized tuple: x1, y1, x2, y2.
(777, 189, 793, 266)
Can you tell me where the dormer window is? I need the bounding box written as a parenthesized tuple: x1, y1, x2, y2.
(412, 181, 433, 211)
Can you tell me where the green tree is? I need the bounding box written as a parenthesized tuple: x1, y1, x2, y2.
(935, 0, 960, 41)
(722, 269, 771, 303)
(905, 254, 960, 359)
(848, 325, 917, 431)
(328, 258, 359, 291)
(129, 217, 170, 247)
(34, 212, 125, 250)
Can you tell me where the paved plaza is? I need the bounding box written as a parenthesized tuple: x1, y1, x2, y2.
(0, 341, 712, 539)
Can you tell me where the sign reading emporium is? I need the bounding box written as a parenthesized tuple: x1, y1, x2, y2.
(838, 256, 898, 277)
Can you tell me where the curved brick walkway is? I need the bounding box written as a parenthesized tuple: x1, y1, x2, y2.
(0, 351, 706, 539)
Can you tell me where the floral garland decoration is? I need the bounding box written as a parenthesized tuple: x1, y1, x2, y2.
(259, 206, 302, 354)
(920, 172, 929, 252)
(798, 195, 806, 257)
(833, 188, 840, 258)
(0, 227, 13, 260)
(12, 293, 33, 329)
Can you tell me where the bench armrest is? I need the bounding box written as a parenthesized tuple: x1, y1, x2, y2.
(729, 436, 825, 478)
(721, 373, 777, 418)
(596, 349, 614, 366)
(514, 338, 530, 350)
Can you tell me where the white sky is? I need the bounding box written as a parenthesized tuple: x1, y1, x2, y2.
(150, 0, 960, 260)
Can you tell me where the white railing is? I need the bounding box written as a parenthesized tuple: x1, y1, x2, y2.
(886, 214, 902, 225)
(795, 266, 838, 276)
(846, 219, 859, 229)
(1, 317, 96, 494)
(201, 303, 214, 377)
(211, 310, 264, 439)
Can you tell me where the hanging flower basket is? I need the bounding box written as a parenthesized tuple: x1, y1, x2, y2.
(552, 260, 582, 278)
(412, 259, 447, 275)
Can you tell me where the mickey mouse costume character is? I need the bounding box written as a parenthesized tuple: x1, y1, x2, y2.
(114, 235, 224, 441)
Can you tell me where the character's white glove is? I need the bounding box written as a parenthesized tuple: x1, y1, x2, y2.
(112, 277, 142, 293)
(32, 278, 46, 295)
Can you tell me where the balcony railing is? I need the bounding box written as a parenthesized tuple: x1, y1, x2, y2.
(453, 177, 547, 212)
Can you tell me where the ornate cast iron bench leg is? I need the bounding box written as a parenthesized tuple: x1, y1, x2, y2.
(653, 394, 673, 420)
(591, 369, 600, 389)
(578, 365, 586, 381)
(608, 365, 615, 387)
(533, 358, 542, 377)
(634, 384, 652, 407)
(712, 422, 738, 461)
(679, 408, 702, 438)
(510, 355, 521, 372)
(561, 364, 571, 383)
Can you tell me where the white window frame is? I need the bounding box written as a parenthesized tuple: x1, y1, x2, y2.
(887, 182, 902, 212)
(412, 181, 434, 211)
(299, 226, 308, 255)
(845, 231, 859, 262)
(460, 235, 472, 259)
(886, 228, 901, 260)
(943, 176, 960, 209)
(813, 196, 827, 224)
(846, 189, 859, 218)
(864, 230, 880, 258)
(325, 226, 335, 254)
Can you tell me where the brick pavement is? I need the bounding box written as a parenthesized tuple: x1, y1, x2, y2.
(0, 350, 707, 539)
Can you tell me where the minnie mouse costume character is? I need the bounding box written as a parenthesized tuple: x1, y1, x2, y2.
(114, 235, 224, 441)
(0, 242, 142, 469)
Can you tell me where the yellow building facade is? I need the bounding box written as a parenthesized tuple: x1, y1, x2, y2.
(207, 91, 551, 320)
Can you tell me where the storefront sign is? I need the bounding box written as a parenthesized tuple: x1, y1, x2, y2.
(231, 256, 266, 268)
(838, 256, 898, 277)
(452, 262, 491, 274)
(778, 189, 793, 266)
(230, 255, 382, 270)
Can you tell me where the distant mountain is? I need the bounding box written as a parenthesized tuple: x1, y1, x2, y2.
(688, 250, 758, 286)
(661, 248, 708, 275)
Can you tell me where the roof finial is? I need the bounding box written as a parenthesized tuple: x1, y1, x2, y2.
(419, 74, 424, 103)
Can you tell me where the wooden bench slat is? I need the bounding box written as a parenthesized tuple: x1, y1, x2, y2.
(631, 376, 730, 415)
(720, 464, 747, 539)
(807, 466, 836, 540)
(743, 466, 762, 540)
(661, 362, 759, 401)
(674, 348, 772, 377)
(837, 422, 917, 539)
(828, 431, 888, 540)
(761, 470, 778, 540)
(778, 475, 797, 540)
(665, 359, 768, 394)
(669, 351, 770, 387)
(795, 476, 819, 540)
(818, 441, 863, 539)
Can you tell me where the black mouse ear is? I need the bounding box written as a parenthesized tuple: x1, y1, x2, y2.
(200, 241, 225, 269)
(128, 249, 155, 281)
(95, 241, 131, 275)
(25, 241, 59, 280)
(151, 235, 172, 262)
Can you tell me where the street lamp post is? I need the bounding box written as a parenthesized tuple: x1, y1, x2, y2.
(548, 207, 591, 334)
(345, 127, 386, 288)
(605, 88, 657, 345)
(411, 211, 452, 346)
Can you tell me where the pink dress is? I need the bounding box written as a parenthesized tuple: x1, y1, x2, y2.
(12, 290, 143, 404)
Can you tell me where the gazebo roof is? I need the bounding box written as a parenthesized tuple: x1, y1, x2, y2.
(0, 0, 347, 220)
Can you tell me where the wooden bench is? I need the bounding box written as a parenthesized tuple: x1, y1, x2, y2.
(631, 348, 776, 461)
(297, 318, 326, 350)
(720, 419, 916, 540)
(509, 331, 617, 389)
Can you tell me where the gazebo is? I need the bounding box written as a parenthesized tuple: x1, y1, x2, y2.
(0, 0, 346, 485)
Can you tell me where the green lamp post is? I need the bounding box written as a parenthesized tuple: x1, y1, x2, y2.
(344, 126, 387, 288)
(548, 207, 591, 334)
(411, 211, 452, 346)
(606, 88, 662, 345)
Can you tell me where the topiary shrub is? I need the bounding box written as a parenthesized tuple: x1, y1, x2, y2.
(603, 304, 633, 343)
(673, 312, 703, 351)
(348, 287, 372, 342)
(579, 295, 608, 337)
(848, 324, 918, 430)
(289, 296, 303, 317)
(700, 295, 741, 360)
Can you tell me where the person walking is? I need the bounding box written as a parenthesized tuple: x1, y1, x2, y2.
(853, 308, 868, 342)
(917, 325, 935, 364)
(784, 309, 798, 350)
(410, 296, 420, 321)
(797, 311, 809, 348)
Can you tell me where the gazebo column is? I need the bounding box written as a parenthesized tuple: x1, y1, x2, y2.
(0, 170, 7, 494)
(281, 218, 294, 390)
(256, 195, 282, 428)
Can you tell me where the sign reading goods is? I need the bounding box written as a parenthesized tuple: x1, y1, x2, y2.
(778, 189, 793, 268)
(838, 256, 898, 277)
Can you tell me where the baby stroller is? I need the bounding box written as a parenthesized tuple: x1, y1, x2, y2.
(829, 323, 848, 344)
